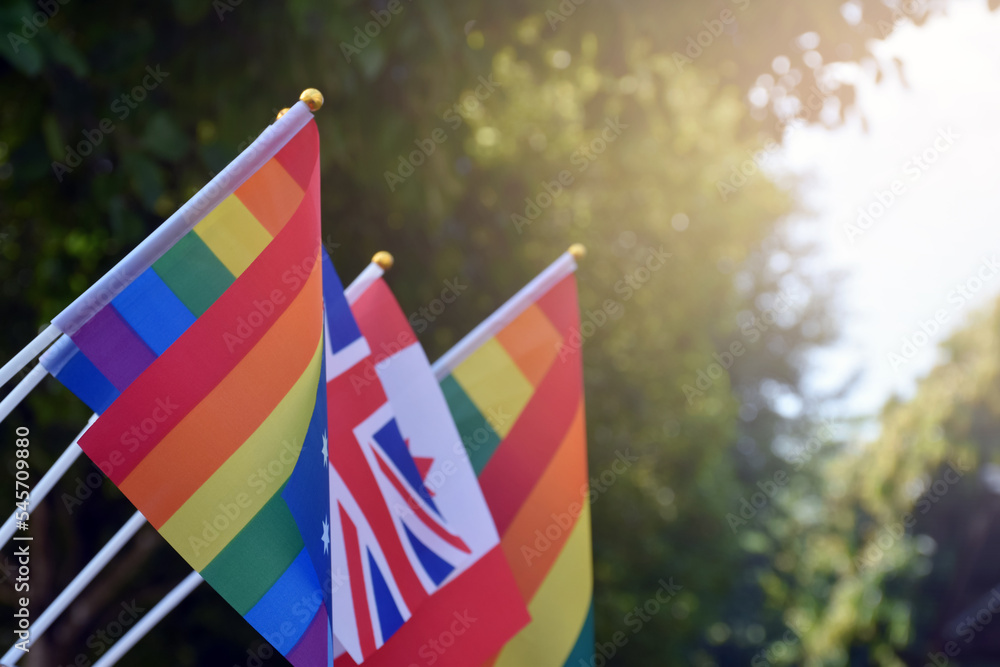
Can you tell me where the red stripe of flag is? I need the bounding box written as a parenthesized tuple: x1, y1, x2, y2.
(350, 278, 417, 358)
(327, 359, 429, 610)
(340, 504, 377, 657)
(80, 177, 321, 484)
(332, 546, 530, 667)
(478, 275, 583, 535)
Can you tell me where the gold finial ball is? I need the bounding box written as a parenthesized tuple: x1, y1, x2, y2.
(372, 251, 394, 270)
(568, 243, 587, 260)
(300, 88, 324, 111)
(276, 107, 290, 121)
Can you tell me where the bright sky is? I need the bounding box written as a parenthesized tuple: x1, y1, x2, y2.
(774, 0, 1000, 423)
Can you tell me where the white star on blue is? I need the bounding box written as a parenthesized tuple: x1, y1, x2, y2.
(322, 515, 330, 555)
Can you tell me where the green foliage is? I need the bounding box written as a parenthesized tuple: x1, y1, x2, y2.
(0, 0, 983, 665)
(758, 302, 1000, 666)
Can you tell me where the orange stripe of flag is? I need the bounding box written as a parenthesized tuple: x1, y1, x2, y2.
(235, 159, 306, 238)
(78, 191, 321, 484)
(500, 401, 587, 601)
(495, 304, 562, 388)
(479, 333, 582, 535)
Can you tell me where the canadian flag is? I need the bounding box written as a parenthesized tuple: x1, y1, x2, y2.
(332, 272, 529, 666)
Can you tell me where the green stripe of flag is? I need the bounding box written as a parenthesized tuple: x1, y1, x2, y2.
(561, 601, 595, 667)
(440, 374, 502, 476)
(153, 231, 234, 317)
(201, 487, 304, 614)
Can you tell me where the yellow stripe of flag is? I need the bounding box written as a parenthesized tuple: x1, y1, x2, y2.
(159, 338, 323, 570)
(493, 502, 594, 666)
(194, 195, 274, 277)
(451, 337, 534, 438)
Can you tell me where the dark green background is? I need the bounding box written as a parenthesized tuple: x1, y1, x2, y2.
(2, 0, 999, 664)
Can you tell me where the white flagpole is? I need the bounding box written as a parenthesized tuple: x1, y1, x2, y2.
(1, 99, 319, 395)
(0, 97, 318, 393)
(344, 251, 392, 305)
(0, 413, 97, 549)
(431, 246, 583, 381)
(52, 101, 317, 337)
(0, 511, 148, 664)
(0, 324, 60, 390)
(91, 571, 204, 667)
(0, 91, 325, 666)
(65, 250, 402, 667)
(0, 364, 50, 426)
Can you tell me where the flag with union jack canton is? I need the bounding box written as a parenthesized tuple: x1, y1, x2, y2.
(296, 252, 472, 663)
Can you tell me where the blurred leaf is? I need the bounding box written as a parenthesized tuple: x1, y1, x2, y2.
(140, 112, 190, 163)
(45, 33, 89, 77)
(123, 152, 165, 209)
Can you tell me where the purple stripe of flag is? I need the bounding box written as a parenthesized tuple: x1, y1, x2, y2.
(285, 605, 330, 667)
(71, 304, 157, 391)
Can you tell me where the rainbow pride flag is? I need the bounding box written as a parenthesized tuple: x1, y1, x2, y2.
(433, 251, 595, 666)
(39, 102, 337, 665)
